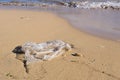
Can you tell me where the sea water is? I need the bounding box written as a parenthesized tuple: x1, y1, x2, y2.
(0, 0, 120, 2)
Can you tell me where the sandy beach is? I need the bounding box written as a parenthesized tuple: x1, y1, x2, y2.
(0, 9, 120, 80)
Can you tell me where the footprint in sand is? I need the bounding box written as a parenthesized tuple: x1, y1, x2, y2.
(20, 16, 30, 20)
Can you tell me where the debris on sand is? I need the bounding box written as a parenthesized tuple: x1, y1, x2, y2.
(12, 40, 73, 65)
(71, 53, 80, 57)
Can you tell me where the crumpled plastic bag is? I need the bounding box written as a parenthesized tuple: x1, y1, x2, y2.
(22, 40, 72, 64)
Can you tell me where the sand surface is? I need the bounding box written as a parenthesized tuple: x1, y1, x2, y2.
(0, 9, 120, 80)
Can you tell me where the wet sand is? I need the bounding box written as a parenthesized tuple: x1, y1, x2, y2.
(0, 9, 120, 80)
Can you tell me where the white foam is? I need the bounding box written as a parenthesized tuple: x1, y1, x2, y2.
(75, 1, 120, 9)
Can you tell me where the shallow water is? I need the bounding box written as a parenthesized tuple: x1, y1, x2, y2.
(56, 9, 120, 41)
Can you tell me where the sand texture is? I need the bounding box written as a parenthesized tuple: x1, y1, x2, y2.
(0, 9, 120, 80)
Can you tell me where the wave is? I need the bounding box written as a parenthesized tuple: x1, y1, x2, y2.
(0, 1, 120, 10)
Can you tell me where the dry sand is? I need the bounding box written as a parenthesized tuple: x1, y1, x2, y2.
(0, 9, 120, 80)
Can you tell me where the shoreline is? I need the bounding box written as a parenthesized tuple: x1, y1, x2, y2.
(0, 9, 120, 80)
(0, 6, 120, 41)
(57, 9, 120, 41)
